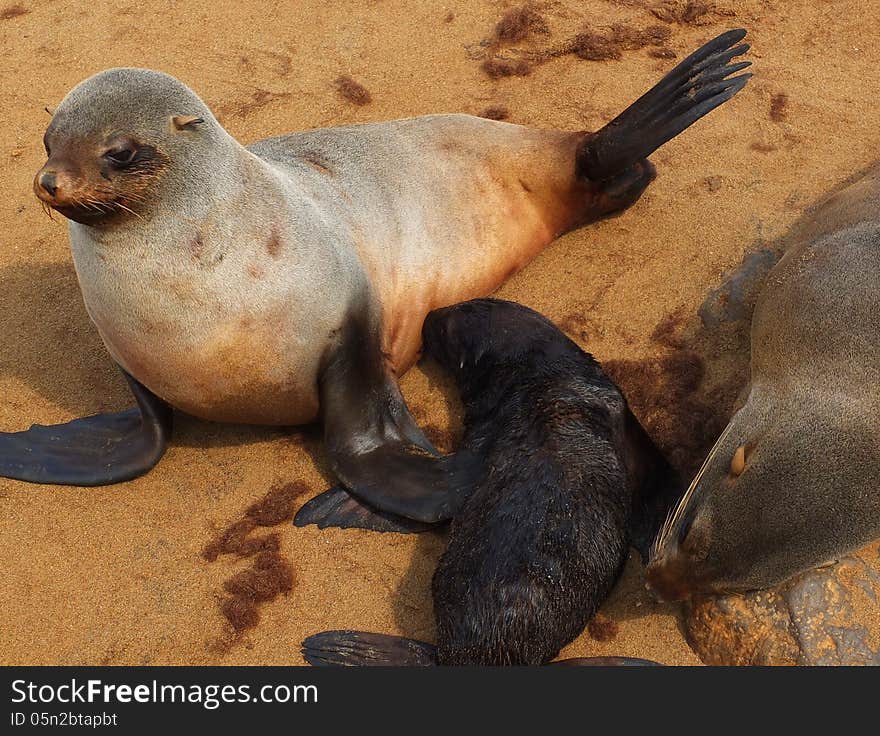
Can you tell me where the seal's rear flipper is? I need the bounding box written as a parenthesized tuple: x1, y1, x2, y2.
(0, 371, 171, 486)
(577, 28, 752, 183)
(303, 631, 438, 666)
(294, 484, 436, 533)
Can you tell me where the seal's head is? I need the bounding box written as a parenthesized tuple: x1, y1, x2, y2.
(646, 392, 868, 600)
(34, 68, 221, 226)
(422, 298, 563, 381)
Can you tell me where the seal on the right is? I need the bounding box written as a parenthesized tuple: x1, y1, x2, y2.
(647, 163, 880, 600)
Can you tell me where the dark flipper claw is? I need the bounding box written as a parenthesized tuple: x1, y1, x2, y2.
(294, 484, 436, 533)
(302, 631, 437, 666)
(578, 28, 752, 182)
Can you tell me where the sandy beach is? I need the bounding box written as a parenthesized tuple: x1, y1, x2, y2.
(1, 0, 878, 666)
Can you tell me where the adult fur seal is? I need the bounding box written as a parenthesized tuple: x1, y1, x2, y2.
(647, 163, 880, 600)
(0, 31, 750, 495)
(301, 299, 673, 665)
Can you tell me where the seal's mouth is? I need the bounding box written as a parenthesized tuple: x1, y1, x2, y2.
(33, 170, 127, 226)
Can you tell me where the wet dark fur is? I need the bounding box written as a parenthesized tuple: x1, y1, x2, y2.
(424, 300, 659, 664)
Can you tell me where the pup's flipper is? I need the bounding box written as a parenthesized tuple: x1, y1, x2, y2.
(0, 370, 172, 486)
(294, 484, 435, 533)
(554, 657, 662, 666)
(577, 28, 752, 182)
(315, 301, 480, 526)
(302, 631, 438, 667)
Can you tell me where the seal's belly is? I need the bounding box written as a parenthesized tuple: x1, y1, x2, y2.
(92, 307, 322, 426)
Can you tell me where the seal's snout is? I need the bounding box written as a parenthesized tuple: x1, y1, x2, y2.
(37, 171, 57, 197)
(33, 165, 74, 205)
(645, 547, 695, 602)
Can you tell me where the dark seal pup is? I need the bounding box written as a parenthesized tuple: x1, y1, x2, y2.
(647, 163, 880, 600)
(0, 31, 750, 498)
(302, 299, 673, 665)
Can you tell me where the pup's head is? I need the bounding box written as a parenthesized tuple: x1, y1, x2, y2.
(422, 298, 563, 382)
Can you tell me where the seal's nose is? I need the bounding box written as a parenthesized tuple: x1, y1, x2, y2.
(38, 171, 58, 197)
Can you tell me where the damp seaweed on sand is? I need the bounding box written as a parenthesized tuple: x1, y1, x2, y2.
(587, 613, 620, 642)
(202, 518, 257, 561)
(550, 23, 673, 63)
(219, 552, 295, 633)
(246, 481, 307, 526)
(610, 23, 672, 50)
(481, 58, 533, 79)
(203, 483, 307, 639)
(220, 596, 260, 633)
(650, 1, 730, 25)
(335, 75, 372, 106)
(224, 551, 295, 602)
(479, 105, 510, 121)
(770, 93, 789, 123)
(493, 3, 549, 45)
(566, 31, 623, 61)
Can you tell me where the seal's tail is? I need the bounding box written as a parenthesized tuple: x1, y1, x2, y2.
(302, 631, 438, 666)
(576, 28, 752, 182)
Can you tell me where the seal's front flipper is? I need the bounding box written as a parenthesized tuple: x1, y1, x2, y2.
(316, 304, 479, 525)
(0, 371, 171, 486)
(294, 484, 435, 533)
(303, 631, 437, 666)
(577, 28, 752, 184)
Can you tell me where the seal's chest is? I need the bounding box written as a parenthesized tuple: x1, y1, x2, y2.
(76, 254, 321, 425)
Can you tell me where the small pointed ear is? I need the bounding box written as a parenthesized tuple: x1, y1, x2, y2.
(172, 115, 204, 131)
(729, 444, 752, 477)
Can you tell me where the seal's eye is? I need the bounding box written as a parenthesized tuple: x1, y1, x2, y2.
(103, 146, 137, 168)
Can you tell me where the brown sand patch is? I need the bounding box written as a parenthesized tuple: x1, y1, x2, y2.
(479, 105, 510, 120)
(770, 93, 789, 122)
(1, 4, 28, 20)
(225, 88, 292, 119)
(335, 75, 372, 105)
(604, 310, 730, 475)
